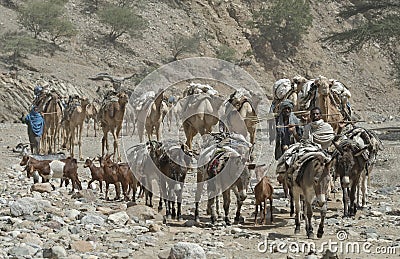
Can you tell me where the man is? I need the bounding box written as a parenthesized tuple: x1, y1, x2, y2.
(302, 107, 335, 150)
(23, 106, 45, 154)
(274, 99, 303, 160)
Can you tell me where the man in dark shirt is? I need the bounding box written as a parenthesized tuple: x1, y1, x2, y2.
(274, 99, 302, 160)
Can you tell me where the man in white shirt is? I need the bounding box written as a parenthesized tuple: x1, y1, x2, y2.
(302, 107, 335, 150)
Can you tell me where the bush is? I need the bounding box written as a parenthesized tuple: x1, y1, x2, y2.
(254, 0, 312, 57)
(18, 0, 76, 44)
(216, 45, 237, 63)
(0, 31, 47, 65)
(97, 4, 147, 43)
(169, 34, 200, 61)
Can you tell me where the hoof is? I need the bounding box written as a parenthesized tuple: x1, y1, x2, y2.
(158, 206, 163, 212)
(177, 216, 183, 222)
(234, 216, 245, 224)
(166, 214, 172, 219)
(225, 217, 231, 226)
(317, 229, 324, 238)
(307, 231, 314, 239)
(211, 216, 217, 225)
(294, 227, 300, 234)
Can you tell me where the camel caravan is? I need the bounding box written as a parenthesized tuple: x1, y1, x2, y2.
(17, 74, 384, 238)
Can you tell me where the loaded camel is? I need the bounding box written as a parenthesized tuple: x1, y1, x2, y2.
(99, 91, 129, 162)
(64, 96, 89, 161)
(314, 76, 345, 133)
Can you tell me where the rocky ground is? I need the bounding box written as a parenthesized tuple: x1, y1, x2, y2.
(0, 118, 399, 259)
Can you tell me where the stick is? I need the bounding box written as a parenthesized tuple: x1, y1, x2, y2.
(275, 120, 365, 128)
(41, 111, 59, 115)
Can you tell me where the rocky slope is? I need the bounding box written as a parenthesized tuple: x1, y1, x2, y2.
(0, 0, 399, 123)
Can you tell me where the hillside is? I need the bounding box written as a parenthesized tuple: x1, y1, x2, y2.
(0, 0, 399, 122)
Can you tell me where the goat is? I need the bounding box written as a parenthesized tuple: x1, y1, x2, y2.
(13, 143, 30, 155)
(20, 155, 81, 192)
(254, 176, 274, 225)
(101, 154, 138, 202)
(83, 157, 104, 193)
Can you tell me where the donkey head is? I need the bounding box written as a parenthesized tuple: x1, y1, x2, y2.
(312, 154, 332, 207)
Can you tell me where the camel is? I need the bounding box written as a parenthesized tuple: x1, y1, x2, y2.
(144, 90, 165, 141)
(40, 91, 63, 154)
(124, 102, 136, 136)
(225, 89, 260, 145)
(64, 97, 89, 160)
(314, 76, 344, 133)
(181, 94, 223, 150)
(85, 99, 100, 137)
(99, 91, 129, 162)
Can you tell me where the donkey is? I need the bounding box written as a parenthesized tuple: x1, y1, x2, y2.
(148, 140, 194, 221)
(289, 152, 332, 238)
(332, 139, 369, 217)
(195, 133, 252, 225)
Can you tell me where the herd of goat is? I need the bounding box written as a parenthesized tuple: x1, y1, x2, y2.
(16, 79, 384, 239)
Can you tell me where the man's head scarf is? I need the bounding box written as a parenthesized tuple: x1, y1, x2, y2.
(279, 99, 294, 113)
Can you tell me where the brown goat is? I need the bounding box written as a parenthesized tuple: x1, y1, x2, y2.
(20, 155, 81, 192)
(101, 154, 138, 202)
(83, 158, 104, 193)
(254, 176, 274, 225)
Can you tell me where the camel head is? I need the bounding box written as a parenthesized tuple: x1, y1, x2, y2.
(117, 92, 129, 105)
(315, 76, 330, 96)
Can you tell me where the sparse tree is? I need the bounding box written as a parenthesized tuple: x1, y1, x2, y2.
(97, 4, 146, 43)
(254, 0, 312, 58)
(18, 0, 76, 44)
(169, 34, 200, 61)
(216, 45, 236, 63)
(321, 0, 400, 83)
(0, 31, 45, 66)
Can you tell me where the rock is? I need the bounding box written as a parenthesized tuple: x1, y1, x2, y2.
(71, 189, 96, 202)
(321, 249, 338, 259)
(8, 244, 39, 257)
(42, 246, 67, 258)
(65, 209, 81, 221)
(126, 204, 163, 221)
(30, 183, 53, 193)
(169, 242, 206, 259)
(10, 197, 51, 216)
(184, 220, 197, 227)
(70, 240, 95, 253)
(80, 213, 106, 226)
(149, 223, 161, 232)
(108, 211, 130, 225)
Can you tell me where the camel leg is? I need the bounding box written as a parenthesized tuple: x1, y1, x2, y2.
(101, 135, 107, 157)
(254, 203, 259, 226)
(78, 125, 83, 160)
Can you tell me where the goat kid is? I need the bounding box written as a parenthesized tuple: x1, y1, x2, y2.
(254, 176, 274, 225)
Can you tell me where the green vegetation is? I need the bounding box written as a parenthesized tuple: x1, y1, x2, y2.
(97, 4, 147, 43)
(254, 0, 312, 58)
(169, 34, 200, 61)
(0, 31, 47, 66)
(216, 45, 237, 63)
(322, 0, 400, 83)
(18, 0, 76, 44)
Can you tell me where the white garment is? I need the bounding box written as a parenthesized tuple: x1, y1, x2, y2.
(303, 119, 335, 149)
